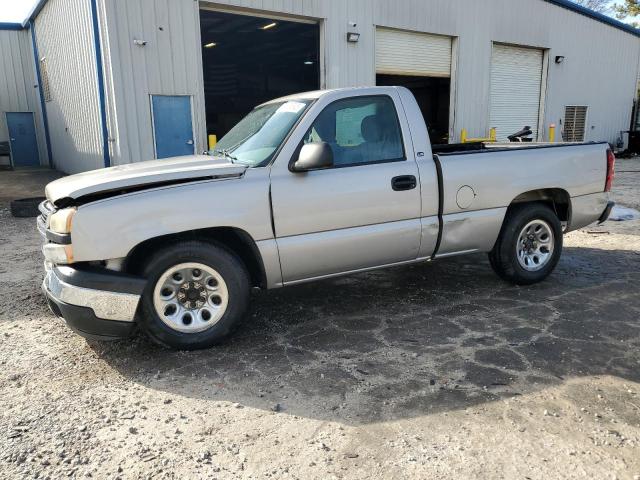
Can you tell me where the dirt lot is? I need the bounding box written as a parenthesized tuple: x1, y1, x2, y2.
(1, 161, 640, 479)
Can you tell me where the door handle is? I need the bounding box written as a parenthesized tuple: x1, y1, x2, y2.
(391, 175, 417, 191)
(186, 139, 194, 145)
(10, 138, 15, 141)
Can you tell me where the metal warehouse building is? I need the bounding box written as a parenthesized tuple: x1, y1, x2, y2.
(1, 0, 639, 173)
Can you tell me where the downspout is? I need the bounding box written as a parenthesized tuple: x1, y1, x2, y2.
(29, 20, 53, 169)
(89, 0, 111, 168)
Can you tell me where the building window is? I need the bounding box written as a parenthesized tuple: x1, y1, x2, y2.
(40, 57, 51, 102)
(563, 106, 587, 142)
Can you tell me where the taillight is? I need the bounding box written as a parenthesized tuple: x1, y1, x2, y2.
(605, 149, 615, 192)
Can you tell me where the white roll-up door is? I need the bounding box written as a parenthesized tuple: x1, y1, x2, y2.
(489, 44, 544, 141)
(375, 28, 452, 77)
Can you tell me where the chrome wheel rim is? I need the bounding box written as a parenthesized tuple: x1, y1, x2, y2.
(153, 262, 229, 333)
(517, 220, 555, 272)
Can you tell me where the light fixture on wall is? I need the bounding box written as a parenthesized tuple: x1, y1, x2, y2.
(347, 32, 360, 43)
(555, 55, 565, 64)
(261, 22, 277, 30)
(204, 42, 217, 48)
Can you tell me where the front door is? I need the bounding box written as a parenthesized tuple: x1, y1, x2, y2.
(6, 112, 40, 167)
(271, 93, 422, 284)
(151, 95, 195, 159)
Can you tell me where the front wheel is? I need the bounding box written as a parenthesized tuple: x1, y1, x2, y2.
(488, 203, 563, 285)
(138, 241, 250, 350)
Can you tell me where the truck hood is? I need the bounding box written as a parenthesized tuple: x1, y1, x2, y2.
(45, 155, 247, 206)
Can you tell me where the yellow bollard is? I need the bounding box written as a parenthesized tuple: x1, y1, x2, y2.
(489, 127, 497, 142)
(208, 134, 217, 150)
(461, 128, 467, 144)
(548, 124, 556, 143)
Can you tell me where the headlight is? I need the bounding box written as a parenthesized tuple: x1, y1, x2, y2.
(49, 208, 76, 234)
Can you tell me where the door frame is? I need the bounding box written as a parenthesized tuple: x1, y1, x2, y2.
(268, 87, 424, 284)
(149, 94, 196, 159)
(5, 111, 40, 168)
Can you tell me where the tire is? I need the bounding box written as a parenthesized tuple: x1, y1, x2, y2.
(488, 203, 563, 285)
(138, 240, 250, 350)
(10, 196, 46, 218)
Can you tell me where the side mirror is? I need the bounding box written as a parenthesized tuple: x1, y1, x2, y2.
(291, 142, 334, 172)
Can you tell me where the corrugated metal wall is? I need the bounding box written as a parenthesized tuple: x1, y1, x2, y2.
(100, 0, 206, 166)
(100, 0, 639, 160)
(39, 0, 639, 169)
(34, 0, 103, 174)
(0, 28, 48, 166)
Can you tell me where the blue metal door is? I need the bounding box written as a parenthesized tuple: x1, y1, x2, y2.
(6, 112, 40, 167)
(151, 95, 195, 159)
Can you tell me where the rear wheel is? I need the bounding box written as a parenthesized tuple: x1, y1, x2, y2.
(138, 241, 250, 350)
(488, 203, 563, 285)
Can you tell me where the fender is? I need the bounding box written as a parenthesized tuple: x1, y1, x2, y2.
(69, 169, 273, 263)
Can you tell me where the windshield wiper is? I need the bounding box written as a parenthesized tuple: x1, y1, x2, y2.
(215, 149, 238, 162)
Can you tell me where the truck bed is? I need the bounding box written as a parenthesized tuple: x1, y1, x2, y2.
(432, 141, 598, 156)
(431, 141, 610, 257)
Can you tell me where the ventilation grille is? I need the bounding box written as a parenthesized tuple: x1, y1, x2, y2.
(40, 57, 51, 103)
(563, 106, 587, 142)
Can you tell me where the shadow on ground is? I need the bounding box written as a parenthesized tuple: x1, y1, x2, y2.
(82, 245, 640, 425)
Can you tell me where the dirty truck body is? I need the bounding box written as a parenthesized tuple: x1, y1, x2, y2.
(38, 87, 615, 349)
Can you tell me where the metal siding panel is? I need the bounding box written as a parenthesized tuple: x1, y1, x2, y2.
(96, 0, 120, 165)
(489, 44, 544, 141)
(98, 0, 640, 170)
(104, 0, 206, 165)
(0, 29, 48, 166)
(34, 0, 103, 173)
(375, 28, 452, 77)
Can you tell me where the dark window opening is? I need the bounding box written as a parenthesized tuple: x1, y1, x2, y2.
(200, 10, 320, 141)
(376, 74, 450, 144)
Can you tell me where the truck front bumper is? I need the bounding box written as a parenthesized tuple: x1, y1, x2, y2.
(42, 265, 146, 340)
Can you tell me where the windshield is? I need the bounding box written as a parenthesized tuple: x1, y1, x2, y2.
(213, 99, 312, 167)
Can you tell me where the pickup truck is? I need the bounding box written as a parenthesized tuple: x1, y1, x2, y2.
(39, 87, 615, 350)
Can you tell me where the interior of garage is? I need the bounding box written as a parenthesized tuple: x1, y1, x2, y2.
(375, 28, 453, 145)
(377, 74, 450, 144)
(199, 10, 320, 141)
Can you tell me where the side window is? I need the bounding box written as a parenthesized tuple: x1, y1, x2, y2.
(303, 96, 404, 167)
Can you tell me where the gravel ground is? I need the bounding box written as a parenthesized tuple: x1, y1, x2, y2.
(1, 161, 639, 479)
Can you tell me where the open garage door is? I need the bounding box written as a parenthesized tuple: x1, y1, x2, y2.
(375, 28, 452, 144)
(200, 10, 320, 141)
(490, 44, 544, 141)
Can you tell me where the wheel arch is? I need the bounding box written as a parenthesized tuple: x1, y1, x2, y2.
(124, 227, 267, 289)
(508, 188, 571, 226)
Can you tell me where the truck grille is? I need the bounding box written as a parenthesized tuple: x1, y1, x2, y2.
(37, 200, 55, 241)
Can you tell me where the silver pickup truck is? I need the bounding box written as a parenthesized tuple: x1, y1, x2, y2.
(39, 87, 615, 349)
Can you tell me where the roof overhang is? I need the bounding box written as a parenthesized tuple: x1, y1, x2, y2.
(21, 0, 49, 28)
(5, 0, 640, 38)
(544, 0, 640, 38)
(0, 22, 26, 31)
